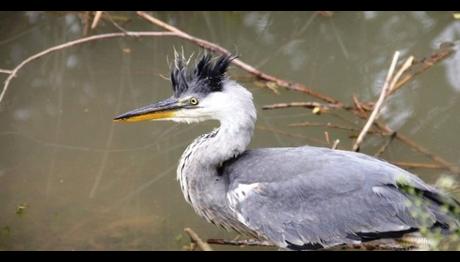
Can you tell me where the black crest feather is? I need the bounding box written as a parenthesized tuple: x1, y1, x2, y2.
(170, 53, 236, 97)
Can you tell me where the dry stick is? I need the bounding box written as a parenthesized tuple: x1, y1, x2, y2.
(207, 238, 412, 251)
(390, 161, 445, 170)
(388, 42, 455, 97)
(374, 131, 397, 157)
(262, 101, 350, 110)
(262, 43, 454, 113)
(256, 125, 329, 146)
(136, 11, 339, 104)
(81, 11, 91, 36)
(104, 12, 130, 34)
(0, 69, 13, 74)
(352, 51, 401, 151)
(324, 242, 415, 251)
(184, 228, 213, 251)
(370, 120, 460, 174)
(91, 11, 103, 29)
(207, 238, 274, 247)
(353, 53, 415, 152)
(348, 111, 460, 174)
(331, 139, 340, 150)
(393, 130, 460, 174)
(349, 96, 460, 173)
(237, 40, 453, 170)
(289, 121, 382, 135)
(324, 131, 331, 145)
(0, 31, 177, 105)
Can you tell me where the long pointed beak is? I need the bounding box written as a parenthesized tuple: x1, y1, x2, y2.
(113, 97, 182, 123)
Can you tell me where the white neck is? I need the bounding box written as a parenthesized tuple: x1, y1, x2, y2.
(178, 80, 257, 172)
(175, 82, 256, 228)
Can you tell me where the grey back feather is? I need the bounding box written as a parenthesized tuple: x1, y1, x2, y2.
(223, 146, 460, 249)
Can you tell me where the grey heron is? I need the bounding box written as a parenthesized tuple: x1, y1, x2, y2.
(114, 53, 460, 250)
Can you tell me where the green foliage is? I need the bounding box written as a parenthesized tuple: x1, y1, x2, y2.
(396, 174, 460, 250)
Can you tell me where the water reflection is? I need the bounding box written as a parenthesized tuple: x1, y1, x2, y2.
(433, 21, 460, 91)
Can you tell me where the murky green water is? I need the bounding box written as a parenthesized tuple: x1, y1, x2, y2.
(0, 11, 459, 250)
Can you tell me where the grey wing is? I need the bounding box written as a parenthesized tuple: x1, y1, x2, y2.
(223, 146, 459, 250)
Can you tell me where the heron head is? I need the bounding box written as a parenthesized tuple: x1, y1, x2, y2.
(113, 53, 253, 124)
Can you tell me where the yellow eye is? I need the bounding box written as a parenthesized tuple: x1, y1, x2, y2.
(190, 97, 199, 105)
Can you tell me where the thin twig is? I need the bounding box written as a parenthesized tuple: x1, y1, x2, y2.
(207, 238, 413, 250)
(289, 121, 382, 135)
(352, 52, 413, 152)
(262, 101, 349, 110)
(393, 131, 460, 174)
(256, 125, 329, 146)
(370, 121, 460, 174)
(352, 51, 401, 151)
(374, 131, 397, 157)
(137, 11, 340, 104)
(390, 161, 445, 170)
(323, 242, 415, 251)
(81, 11, 91, 36)
(184, 228, 213, 251)
(324, 131, 331, 145)
(0, 69, 13, 74)
(207, 238, 274, 247)
(91, 11, 103, 29)
(0, 31, 177, 105)
(388, 42, 455, 97)
(331, 139, 340, 150)
(104, 12, 130, 34)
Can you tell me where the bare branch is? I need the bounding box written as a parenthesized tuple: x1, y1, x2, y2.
(91, 11, 103, 29)
(184, 228, 213, 251)
(207, 238, 414, 250)
(289, 121, 382, 135)
(207, 238, 274, 247)
(257, 125, 329, 146)
(324, 131, 331, 145)
(393, 131, 460, 174)
(0, 31, 177, 105)
(104, 12, 129, 34)
(352, 51, 401, 151)
(388, 42, 455, 97)
(374, 131, 397, 157)
(136, 11, 340, 104)
(390, 161, 445, 170)
(0, 69, 13, 74)
(352, 53, 414, 152)
(331, 139, 340, 150)
(262, 101, 349, 111)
